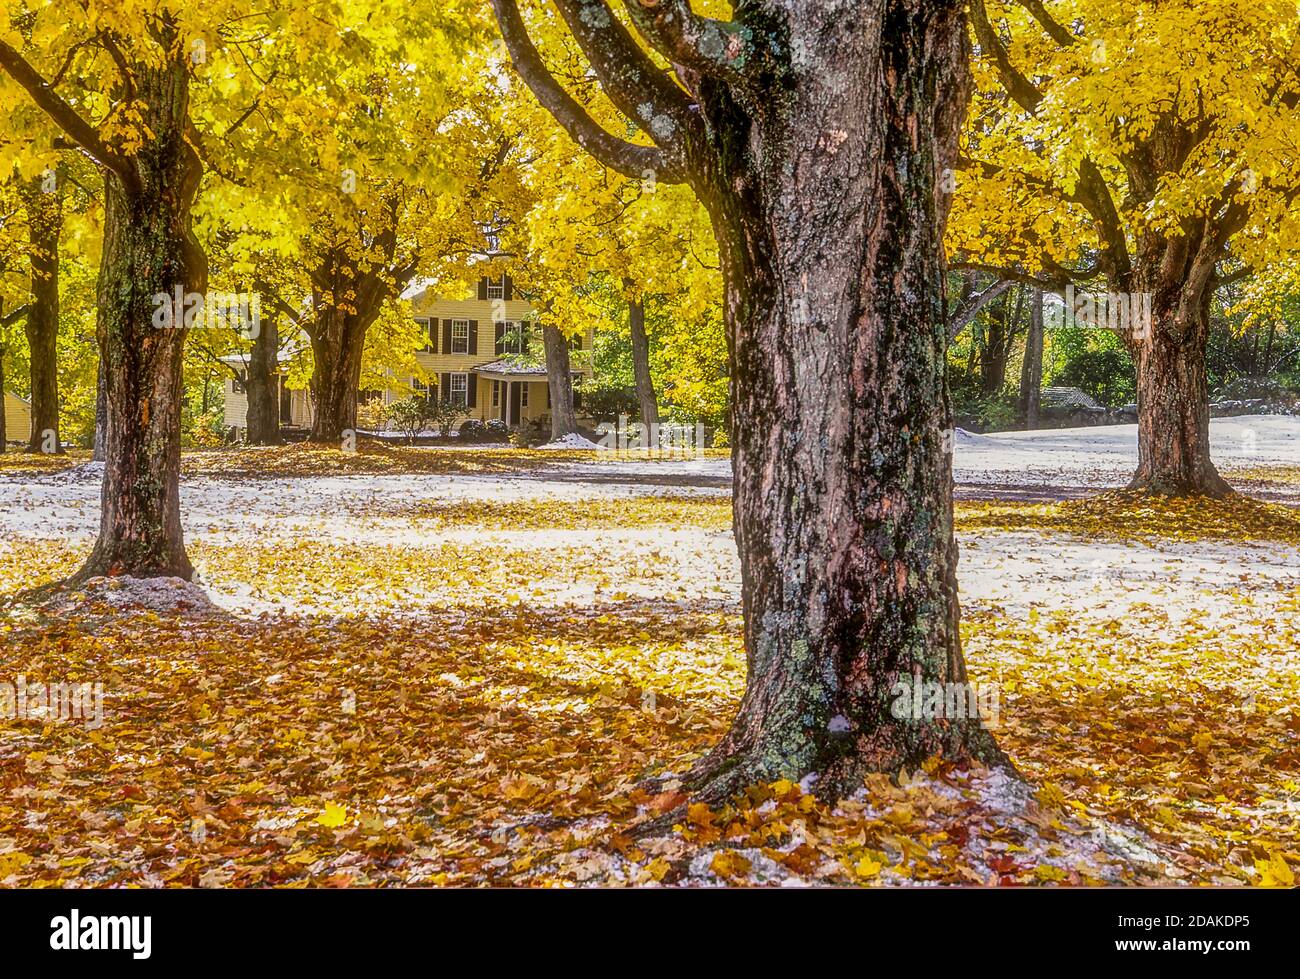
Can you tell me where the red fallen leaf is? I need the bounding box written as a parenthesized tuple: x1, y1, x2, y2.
(649, 791, 689, 814)
(987, 854, 1022, 874)
(998, 875, 1023, 887)
(121, 784, 145, 800)
(948, 824, 971, 847)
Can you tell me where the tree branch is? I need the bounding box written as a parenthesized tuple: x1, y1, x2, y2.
(550, 0, 700, 156)
(970, 0, 1044, 113)
(491, 0, 685, 182)
(0, 38, 135, 187)
(1019, 1, 1076, 47)
(948, 278, 1016, 340)
(624, 0, 754, 84)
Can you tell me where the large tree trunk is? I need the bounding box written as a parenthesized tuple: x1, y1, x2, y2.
(307, 308, 368, 443)
(245, 308, 281, 445)
(686, 0, 1001, 798)
(625, 288, 660, 429)
(92, 357, 107, 462)
(1126, 229, 1232, 497)
(1018, 288, 1044, 429)
(21, 179, 63, 454)
(1128, 307, 1231, 496)
(542, 323, 578, 440)
(77, 52, 203, 581)
(0, 340, 7, 452)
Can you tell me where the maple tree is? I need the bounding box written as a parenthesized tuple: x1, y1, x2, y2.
(493, 0, 1003, 799)
(954, 0, 1300, 496)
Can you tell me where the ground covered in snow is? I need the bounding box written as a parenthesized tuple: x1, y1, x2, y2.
(0, 418, 1298, 886)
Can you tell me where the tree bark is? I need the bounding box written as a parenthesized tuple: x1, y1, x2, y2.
(626, 289, 660, 429)
(688, 1, 1001, 797)
(542, 323, 578, 440)
(1128, 307, 1231, 496)
(1125, 226, 1233, 497)
(77, 49, 204, 581)
(495, 0, 1003, 802)
(20, 178, 63, 454)
(1018, 288, 1044, 429)
(0, 339, 7, 452)
(245, 307, 281, 445)
(306, 306, 369, 443)
(92, 356, 107, 462)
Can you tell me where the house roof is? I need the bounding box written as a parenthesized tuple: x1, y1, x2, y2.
(472, 359, 548, 377)
(1042, 386, 1104, 410)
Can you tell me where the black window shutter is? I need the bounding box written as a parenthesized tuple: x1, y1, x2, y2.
(494, 322, 505, 355)
(467, 374, 477, 408)
(442, 319, 453, 354)
(521, 320, 530, 353)
(441, 372, 452, 404)
(468, 320, 478, 356)
(477, 278, 488, 301)
(428, 319, 438, 354)
(504, 275, 514, 301)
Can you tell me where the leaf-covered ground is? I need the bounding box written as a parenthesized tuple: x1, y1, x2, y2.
(1, 442, 1298, 886)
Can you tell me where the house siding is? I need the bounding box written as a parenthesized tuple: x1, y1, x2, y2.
(3, 391, 32, 444)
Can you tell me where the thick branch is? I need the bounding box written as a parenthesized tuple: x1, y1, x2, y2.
(948, 279, 1015, 340)
(550, 0, 700, 156)
(492, 0, 685, 182)
(625, 0, 753, 84)
(0, 38, 135, 186)
(970, 0, 1043, 113)
(1019, 1, 1076, 47)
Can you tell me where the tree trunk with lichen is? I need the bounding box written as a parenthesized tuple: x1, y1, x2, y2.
(77, 54, 204, 582)
(246, 308, 281, 445)
(543, 323, 578, 440)
(627, 293, 660, 428)
(493, 0, 1003, 803)
(685, 1, 1002, 798)
(21, 179, 63, 454)
(1126, 244, 1232, 497)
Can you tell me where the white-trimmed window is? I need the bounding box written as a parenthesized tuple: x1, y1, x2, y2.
(451, 319, 469, 354)
(520, 383, 529, 408)
(416, 316, 435, 353)
(450, 373, 469, 407)
(412, 378, 431, 401)
(499, 320, 523, 355)
(491, 380, 500, 407)
(486, 276, 506, 300)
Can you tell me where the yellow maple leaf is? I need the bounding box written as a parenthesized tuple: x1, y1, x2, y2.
(1256, 851, 1295, 887)
(315, 803, 347, 828)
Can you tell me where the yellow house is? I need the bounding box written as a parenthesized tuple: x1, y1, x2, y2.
(222, 275, 595, 435)
(3, 391, 32, 445)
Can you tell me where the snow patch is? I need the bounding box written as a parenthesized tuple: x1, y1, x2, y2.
(535, 432, 604, 451)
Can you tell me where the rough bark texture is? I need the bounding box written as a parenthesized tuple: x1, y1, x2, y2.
(542, 323, 578, 440)
(627, 295, 660, 429)
(21, 179, 63, 454)
(496, 0, 1003, 802)
(687, 1, 1002, 797)
(92, 357, 107, 463)
(306, 305, 372, 444)
(305, 230, 411, 444)
(245, 309, 281, 445)
(1128, 306, 1230, 496)
(1126, 222, 1233, 497)
(1018, 288, 1043, 429)
(78, 48, 204, 581)
(0, 339, 7, 451)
